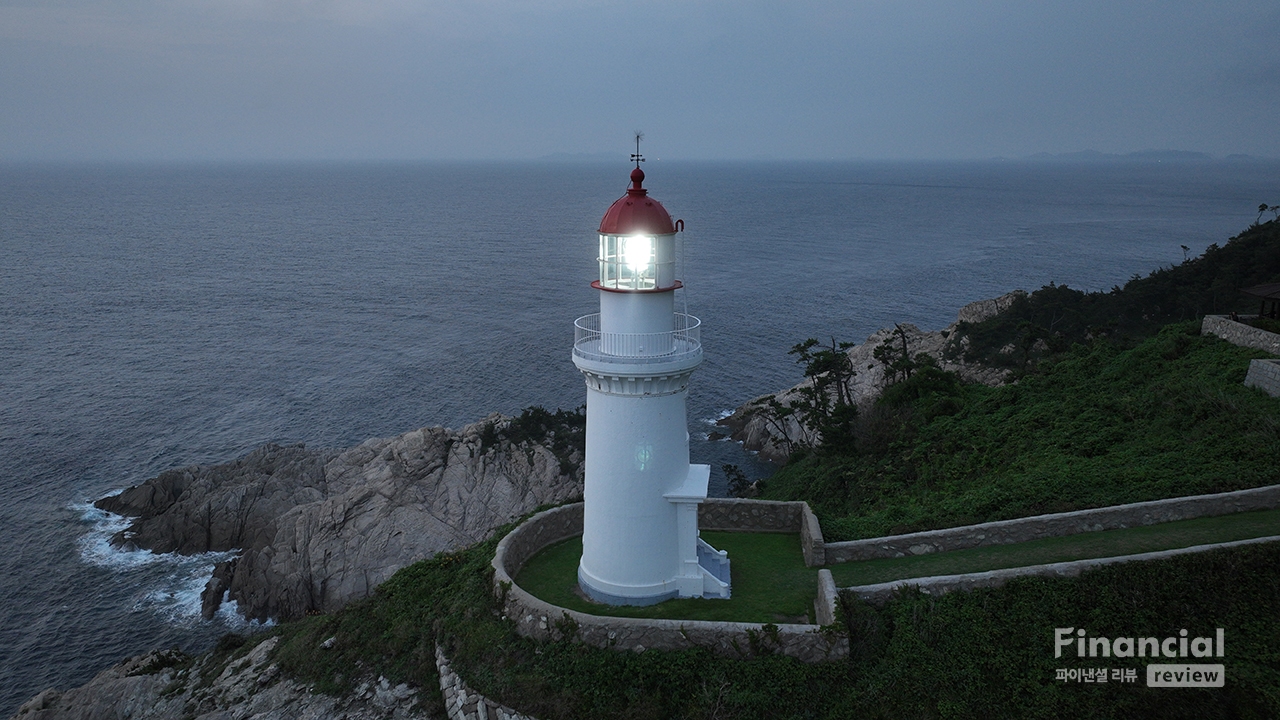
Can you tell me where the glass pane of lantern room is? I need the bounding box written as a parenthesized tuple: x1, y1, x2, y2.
(655, 235, 675, 289)
(599, 235, 617, 288)
(598, 234, 606, 286)
(614, 237, 625, 288)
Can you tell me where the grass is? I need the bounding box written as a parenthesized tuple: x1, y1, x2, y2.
(829, 507, 1280, 587)
(515, 531, 818, 624)
(515, 509, 1280, 624)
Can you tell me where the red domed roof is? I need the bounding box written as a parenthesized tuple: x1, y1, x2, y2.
(598, 168, 676, 235)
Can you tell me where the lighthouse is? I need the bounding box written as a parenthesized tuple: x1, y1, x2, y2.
(572, 153, 731, 606)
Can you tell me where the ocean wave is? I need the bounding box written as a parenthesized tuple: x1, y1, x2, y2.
(73, 502, 166, 569)
(72, 500, 257, 628)
(218, 599, 274, 630)
(129, 571, 270, 631)
(702, 408, 735, 424)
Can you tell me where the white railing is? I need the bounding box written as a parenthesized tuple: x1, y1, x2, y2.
(573, 313, 702, 364)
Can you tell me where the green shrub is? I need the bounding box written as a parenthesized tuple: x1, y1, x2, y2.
(478, 406, 585, 475)
(1244, 316, 1280, 334)
(764, 324, 1280, 541)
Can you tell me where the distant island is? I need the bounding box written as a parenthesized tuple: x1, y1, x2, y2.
(991, 149, 1272, 163)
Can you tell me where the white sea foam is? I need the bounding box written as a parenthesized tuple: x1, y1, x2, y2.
(129, 570, 269, 631)
(703, 408, 735, 424)
(131, 567, 216, 628)
(73, 500, 248, 627)
(218, 599, 274, 630)
(74, 501, 168, 569)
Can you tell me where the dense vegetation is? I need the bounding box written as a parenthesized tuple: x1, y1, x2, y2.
(953, 219, 1280, 368)
(761, 323, 1280, 541)
(480, 405, 586, 475)
(247, 529, 1279, 719)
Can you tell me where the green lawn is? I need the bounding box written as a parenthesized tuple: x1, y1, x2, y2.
(828, 507, 1280, 587)
(515, 531, 818, 624)
(514, 510, 1280, 623)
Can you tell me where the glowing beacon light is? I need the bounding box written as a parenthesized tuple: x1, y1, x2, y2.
(622, 235, 652, 275)
(571, 148, 731, 606)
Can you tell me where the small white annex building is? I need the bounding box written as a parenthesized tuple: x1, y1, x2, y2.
(572, 160, 731, 606)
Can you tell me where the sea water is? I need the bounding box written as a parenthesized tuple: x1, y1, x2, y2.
(1, 159, 1276, 713)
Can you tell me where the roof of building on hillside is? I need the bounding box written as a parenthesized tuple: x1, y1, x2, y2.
(1240, 283, 1280, 301)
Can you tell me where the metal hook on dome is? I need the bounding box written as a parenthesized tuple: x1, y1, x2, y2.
(675, 219, 684, 232)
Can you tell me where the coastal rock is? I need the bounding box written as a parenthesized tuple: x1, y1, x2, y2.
(720, 292, 1023, 461)
(97, 443, 334, 555)
(94, 414, 584, 622)
(8, 639, 435, 720)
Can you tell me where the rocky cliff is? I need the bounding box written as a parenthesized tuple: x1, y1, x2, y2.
(9, 639, 433, 720)
(719, 293, 1024, 462)
(94, 414, 583, 622)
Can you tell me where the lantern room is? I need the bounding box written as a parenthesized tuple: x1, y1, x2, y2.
(595, 168, 681, 292)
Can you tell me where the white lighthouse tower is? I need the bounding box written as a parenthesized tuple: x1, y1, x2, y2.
(572, 154, 731, 606)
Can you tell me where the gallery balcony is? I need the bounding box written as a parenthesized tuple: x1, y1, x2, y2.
(572, 313, 702, 368)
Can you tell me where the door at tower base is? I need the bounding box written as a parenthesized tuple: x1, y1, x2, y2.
(577, 464, 732, 606)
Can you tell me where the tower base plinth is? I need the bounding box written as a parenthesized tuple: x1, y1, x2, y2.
(577, 566, 679, 607)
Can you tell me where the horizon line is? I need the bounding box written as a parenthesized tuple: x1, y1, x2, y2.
(3, 151, 1278, 166)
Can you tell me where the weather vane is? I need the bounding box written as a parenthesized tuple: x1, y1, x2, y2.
(631, 131, 645, 168)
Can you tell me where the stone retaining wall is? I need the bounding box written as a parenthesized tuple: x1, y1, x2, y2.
(1202, 314, 1280, 355)
(1245, 358, 1280, 398)
(497, 502, 584, 575)
(840, 535, 1280, 607)
(436, 646, 536, 720)
(699, 498, 825, 566)
(698, 497, 801, 531)
(814, 570, 838, 626)
(823, 484, 1280, 564)
(492, 503, 848, 663)
(491, 486, 1278, 666)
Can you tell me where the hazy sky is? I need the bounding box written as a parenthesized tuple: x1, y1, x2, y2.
(2, 0, 1278, 161)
